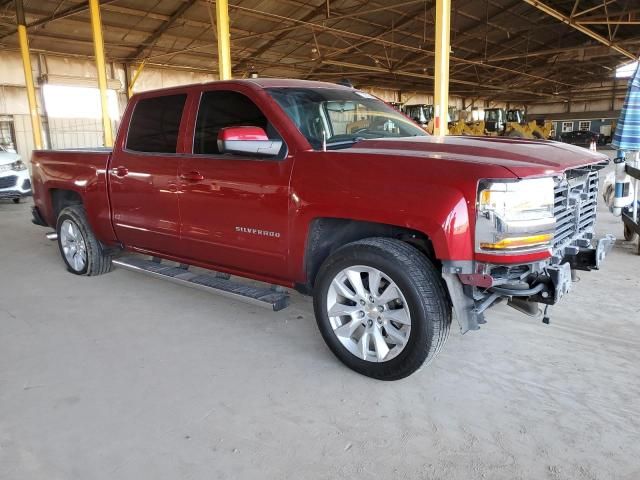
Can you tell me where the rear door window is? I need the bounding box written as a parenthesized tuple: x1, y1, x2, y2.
(126, 94, 187, 153)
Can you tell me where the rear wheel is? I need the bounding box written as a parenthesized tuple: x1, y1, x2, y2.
(56, 205, 112, 275)
(12, 198, 20, 204)
(313, 238, 451, 380)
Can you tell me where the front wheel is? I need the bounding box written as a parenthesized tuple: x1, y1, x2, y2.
(313, 238, 451, 380)
(56, 205, 112, 276)
(624, 223, 637, 242)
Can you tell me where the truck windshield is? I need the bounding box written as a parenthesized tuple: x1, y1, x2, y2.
(267, 87, 427, 150)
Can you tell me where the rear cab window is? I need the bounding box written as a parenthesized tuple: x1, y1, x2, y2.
(126, 94, 187, 153)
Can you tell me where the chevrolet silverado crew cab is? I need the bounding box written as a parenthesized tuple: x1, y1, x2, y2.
(31, 79, 614, 380)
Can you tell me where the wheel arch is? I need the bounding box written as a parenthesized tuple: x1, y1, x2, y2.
(301, 217, 438, 292)
(50, 188, 84, 220)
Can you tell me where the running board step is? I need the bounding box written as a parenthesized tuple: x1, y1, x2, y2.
(112, 256, 289, 311)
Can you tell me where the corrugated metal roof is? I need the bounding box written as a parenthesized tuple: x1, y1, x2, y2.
(0, 0, 637, 102)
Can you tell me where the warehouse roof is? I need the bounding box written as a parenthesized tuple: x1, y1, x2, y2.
(0, 0, 638, 102)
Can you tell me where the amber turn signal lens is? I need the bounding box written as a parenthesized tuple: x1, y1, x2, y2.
(480, 233, 553, 250)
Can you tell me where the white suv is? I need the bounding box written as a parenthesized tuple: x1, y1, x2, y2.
(0, 146, 31, 203)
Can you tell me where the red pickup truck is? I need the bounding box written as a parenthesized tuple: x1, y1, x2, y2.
(31, 79, 614, 380)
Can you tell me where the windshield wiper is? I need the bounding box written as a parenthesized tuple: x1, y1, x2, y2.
(325, 136, 365, 150)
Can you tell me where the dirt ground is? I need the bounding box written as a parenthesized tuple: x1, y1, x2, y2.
(1, 155, 639, 479)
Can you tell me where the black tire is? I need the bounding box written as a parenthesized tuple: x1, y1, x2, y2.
(623, 223, 637, 242)
(12, 198, 20, 204)
(603, 184, 614, 207)
(313, 238, 451, 380)
(56, 205, 112, 276)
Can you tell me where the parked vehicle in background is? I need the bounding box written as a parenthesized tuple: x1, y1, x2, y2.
(484, 108, 553, 139)
(448, 109, 552, 139)
(31, 79, 614, 380)
(0, 146, 31, 203)
(595, 132, 611, 145)
(403, 104, 433, 126)
(402, 104, 457, 134)
(557, 130, 608, 147)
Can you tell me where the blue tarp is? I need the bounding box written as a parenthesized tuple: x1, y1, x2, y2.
(612, 63, 640, 152)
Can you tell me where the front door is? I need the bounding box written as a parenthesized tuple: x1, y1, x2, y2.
(177, 88, 293, 280)
(109, 92, 188, 254)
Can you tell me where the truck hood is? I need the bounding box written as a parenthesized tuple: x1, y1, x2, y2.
(346, 136, 608, 178)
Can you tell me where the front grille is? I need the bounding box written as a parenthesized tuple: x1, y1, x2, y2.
(0, 175, 17, 189)
(553, 170, 599, 250)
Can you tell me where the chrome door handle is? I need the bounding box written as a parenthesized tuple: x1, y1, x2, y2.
(180, 171, 204, 182)
(110, 166, 129, 177)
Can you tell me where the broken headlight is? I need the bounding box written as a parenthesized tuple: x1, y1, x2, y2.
(476, 177, 555, 254)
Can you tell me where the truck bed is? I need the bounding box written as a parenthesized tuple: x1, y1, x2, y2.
(42, 147, 113, 153)
(31, 148, 116, 243)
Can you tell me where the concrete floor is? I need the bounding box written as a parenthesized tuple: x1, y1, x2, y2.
(1, 162, 639, 480)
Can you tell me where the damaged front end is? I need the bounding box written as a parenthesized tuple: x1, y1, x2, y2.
(443, 164, 615, 333)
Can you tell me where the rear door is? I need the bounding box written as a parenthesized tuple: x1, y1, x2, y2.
(108, 92, 188, 254)
(177, 86, 293, 280)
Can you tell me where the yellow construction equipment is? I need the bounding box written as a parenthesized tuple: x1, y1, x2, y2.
(447, 119, 466, 135)
(527, 120, 553, 139)
(403, 104, 462, 135)
(402, 104, 549, 139)
(446, 108, 552, 139)
(467, 120, 485, 136)
(448, 119, 484, 136)
(484, 108, 552, 139)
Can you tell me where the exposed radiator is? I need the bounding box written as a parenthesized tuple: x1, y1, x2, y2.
(553, 170, 599, 251)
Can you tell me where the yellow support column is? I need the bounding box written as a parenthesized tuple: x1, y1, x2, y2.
(215, 0, 232, 80)
(16, 0, 43, 150)
(89, 0, 113, 146)
(433, 0, 451, 136)
(127, 61, 146, 98)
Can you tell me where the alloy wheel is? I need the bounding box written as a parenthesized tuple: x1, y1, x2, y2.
(59, 219, 87, 272)
(326, 265, 411, 362)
